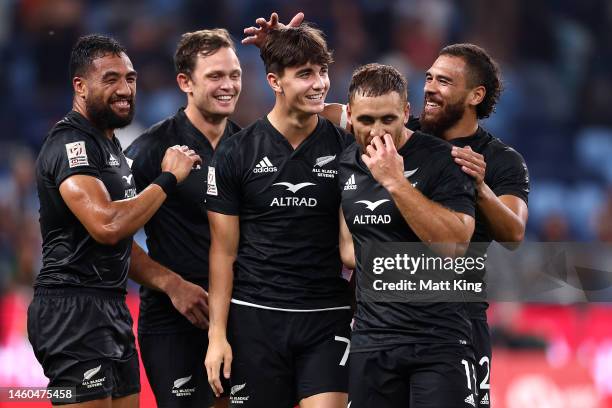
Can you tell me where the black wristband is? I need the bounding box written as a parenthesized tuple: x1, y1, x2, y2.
(152, 172, 177, 195)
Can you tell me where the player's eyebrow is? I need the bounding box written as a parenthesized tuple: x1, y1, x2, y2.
(295, 67, 313, 76)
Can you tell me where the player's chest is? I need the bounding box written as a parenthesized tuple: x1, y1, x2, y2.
(243, 149, 342, 211)
(100, 150, 135, 201)
(339, 162, 431, 236)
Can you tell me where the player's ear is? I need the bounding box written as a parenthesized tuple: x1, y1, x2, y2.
(176, 73, 193, 94)
(267, 72, 283, 94)
(469, 85, 485, 108)
(346, 103, 352, 125)
(73, 76, 87, 99)
(404, 102, 410, 124)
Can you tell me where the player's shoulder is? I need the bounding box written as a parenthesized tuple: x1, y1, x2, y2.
(213, 119, 260, 160)
(411, 130, 453, 156)
(479, 128, 526, 166)
(318, 116, 355, 148)
(126, 115, 179, 156)
(42, 112, 104, 157)
(339, 139, 361, 164)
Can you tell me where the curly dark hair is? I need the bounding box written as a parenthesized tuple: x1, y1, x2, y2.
(439, 43, 503, 119)
(69, 34, 126, 80)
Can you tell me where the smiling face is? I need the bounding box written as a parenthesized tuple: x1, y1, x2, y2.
(184, 47, 242, 119)
(81, 52, 137, 130)
(274, 62, 330, 114)
(348, 91, 409, 149)
(420, 54, 471, 136)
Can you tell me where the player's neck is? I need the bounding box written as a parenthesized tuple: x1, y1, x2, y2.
(72, 100, 114, 140)
(441, 112, 479, 141)
(184, 104, 227, 150)
(396, 128, 413, 150)
(268, 104, 318, 149)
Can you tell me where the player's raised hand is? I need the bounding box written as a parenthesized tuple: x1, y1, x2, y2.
(205, 335, 233, 397)
(451, 145, 486, 186)
(242, 12, 304, 47)
(166, 278, 209, 329)
(161, 145, 201, 183)
(361, 134, 405, 190)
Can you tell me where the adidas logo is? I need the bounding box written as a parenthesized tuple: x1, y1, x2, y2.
(108, 154, 120, 167)
(253, 156, 278, 173)
(344, 174, 357, 190)
(465, 394, 475, 407)
(480, 393, 489, 405)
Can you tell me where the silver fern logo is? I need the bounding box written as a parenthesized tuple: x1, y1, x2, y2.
(315, 155, 336, 167)
(83, 365, 101, 381)
(173, 375, 192, 389)
(231, 383, 246, 396)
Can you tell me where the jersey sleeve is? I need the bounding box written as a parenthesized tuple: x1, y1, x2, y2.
(45, 129, 104, 186)
(125, 136, 162, 194)
(486, 147, 530, 204)
(206, 140, 241, 215)
(430, 157, 476, 217)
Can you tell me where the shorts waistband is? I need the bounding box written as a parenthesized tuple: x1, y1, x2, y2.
(34, 286, 126, 299)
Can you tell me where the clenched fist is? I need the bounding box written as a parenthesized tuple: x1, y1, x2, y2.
(161, 145, 201, 183)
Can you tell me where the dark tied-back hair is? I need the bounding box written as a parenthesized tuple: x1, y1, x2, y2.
(440, 43, 502, 119)
(260, 24, 333, 75)
(174, 29, 236, 77)
(348, 63, 408, 103)
(69, 34, 126, 79)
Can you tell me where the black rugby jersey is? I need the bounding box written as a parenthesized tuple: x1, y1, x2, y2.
(35, 111, 135, 292)
(408, 118, 530, 319)
(125, 108, 240, 333)
(340, 131, 476, 351)
(207, 116, 353, 310)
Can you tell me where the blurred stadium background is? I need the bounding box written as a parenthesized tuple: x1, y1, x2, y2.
(1, 0, 612, 407)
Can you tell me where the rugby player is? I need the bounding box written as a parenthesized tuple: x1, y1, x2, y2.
(410, 43, 530, 405)
(28, 34, 202, 407)
(340, 63, 477, 407)
(125, 29, 241, 408)
(291, 37, 529, 403)
(204, 25, 353, 408)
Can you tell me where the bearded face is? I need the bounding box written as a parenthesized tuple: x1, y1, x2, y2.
(86, 89, 135, 130)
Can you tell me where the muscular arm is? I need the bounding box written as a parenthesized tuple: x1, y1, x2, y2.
(387, 181, 474, 255)
(60, 175, 168, 245)
(452, 146, 528, 249)
(205, 211, 239, 396)
(476, 187, 528, 249)
(339, 208, 355, 269)
(59, 145, 199, 245)
(129, 241, 209, 329)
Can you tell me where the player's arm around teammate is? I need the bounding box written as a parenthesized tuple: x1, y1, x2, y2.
(450, 145, 527, 248)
